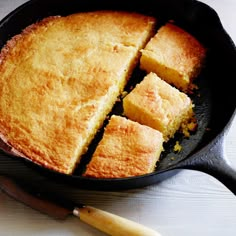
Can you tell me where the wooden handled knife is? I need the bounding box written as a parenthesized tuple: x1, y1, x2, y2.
(0, 175, 162, 236)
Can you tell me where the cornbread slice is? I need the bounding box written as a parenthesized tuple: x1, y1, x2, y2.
(83, 115, 164, 178)
(123, 72, 195, 141)
(0, 11, 157, 174)
(140, 22, 206, 92)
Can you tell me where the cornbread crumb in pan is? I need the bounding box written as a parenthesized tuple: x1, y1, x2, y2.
(0, 11, 157, 174)
(123, 72, 196, 141)
(140, 22, 206, 93)
(83, 115, 164, 178)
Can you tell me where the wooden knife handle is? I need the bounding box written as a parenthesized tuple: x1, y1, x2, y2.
(73, 206, 162, 236)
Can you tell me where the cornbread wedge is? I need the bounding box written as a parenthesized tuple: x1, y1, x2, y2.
(123, 72, 195, 141)
(140, 22, 206, 93)
(0, 11, 156, 174)
(83, 115, 164, 178)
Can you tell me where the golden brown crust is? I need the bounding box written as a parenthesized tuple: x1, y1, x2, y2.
(0, 11, 156, 174)
(123, 72, 195, 141)
(83, 115, 164, 178)
(0, 16, 61, 66)
(140, 22, 206, 92)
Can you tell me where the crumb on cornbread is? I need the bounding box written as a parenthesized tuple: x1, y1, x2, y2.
(123, 72, 196, 141)
(83, 115, 164, 178)
(140, 22, 206, 93)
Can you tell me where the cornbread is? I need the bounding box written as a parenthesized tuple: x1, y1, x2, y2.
(83, 115, 164, 178)
(0, 11, 157, 174)
(140, 22, 206, 92)
(123, 72, 195, 141)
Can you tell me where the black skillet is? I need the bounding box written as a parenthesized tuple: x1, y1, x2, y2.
(0, 0, 236, 194)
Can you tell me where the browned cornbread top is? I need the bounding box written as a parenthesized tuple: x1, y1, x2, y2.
(83, 115, 164, 178)
(0, 11, 156, 174)
(123, 72, 194, 141)
(140, 22, 206, 92)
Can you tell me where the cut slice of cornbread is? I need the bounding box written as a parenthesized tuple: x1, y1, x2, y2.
(0, 11, 157, 174)
(83, 115, 164, 178)
(140, 22, 206, 93)
(123, 72, 196, 141)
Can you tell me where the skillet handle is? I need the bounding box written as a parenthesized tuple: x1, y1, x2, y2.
(179, 135, 236, 195)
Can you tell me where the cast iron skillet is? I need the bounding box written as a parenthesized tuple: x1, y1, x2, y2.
(0, 0, 236, 193)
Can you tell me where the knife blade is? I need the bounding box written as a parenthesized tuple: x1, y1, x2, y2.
(0, 175, 162, 236)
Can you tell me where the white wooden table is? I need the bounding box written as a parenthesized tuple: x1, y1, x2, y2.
(0, 0, 236, 235)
